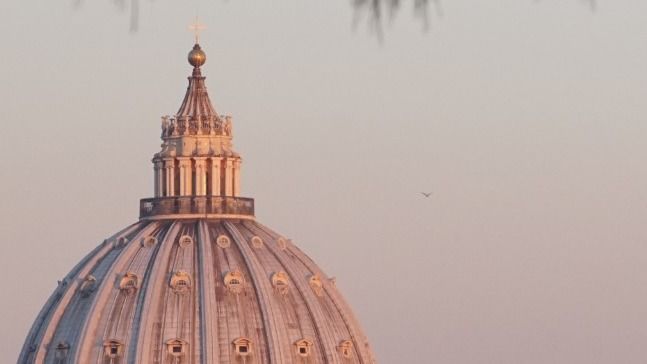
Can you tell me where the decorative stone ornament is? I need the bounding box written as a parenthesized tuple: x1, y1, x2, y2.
(178, 235, 193, 248)
(115, 237, 128, 248)
(277, 237, 288, 250)
(119, 273, 138, 295)
(251, 235, 263, 249)
(309, 275, 324, 297)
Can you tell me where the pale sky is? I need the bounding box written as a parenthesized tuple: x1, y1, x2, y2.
(1, 1, 647, 363)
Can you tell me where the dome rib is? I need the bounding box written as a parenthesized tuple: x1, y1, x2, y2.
(176, 67, 218, 120)
(224, 220, 284, 363)
(208, 221, 269, 363)
(133, 221, 184, 363)
(195, 221, 221, 363)
(125, 222, 172, 360)
(254, 221, 375, 363)
(242, 221, 337, 363)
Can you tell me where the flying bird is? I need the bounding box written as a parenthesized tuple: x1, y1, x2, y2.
(420, 192, 432, 198)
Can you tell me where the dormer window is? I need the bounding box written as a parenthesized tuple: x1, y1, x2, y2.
(115, 237, 128, 248)
(170, 271, 192, 294)
(294, 339, 314, 358)
(166, 339, 187, 357)
(233, 337, 252, 357)
(224, 270, 245, 294)
(338, 340, 353, 359)
(103, 339, 124, 359)
(271, 272, 290, 295)
(142, 236, 157, 248)
(79, 275, 97, 298)
(55, 341, 70, 360)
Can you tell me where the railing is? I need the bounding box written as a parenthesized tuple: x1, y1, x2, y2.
(140, 196, 254, 219)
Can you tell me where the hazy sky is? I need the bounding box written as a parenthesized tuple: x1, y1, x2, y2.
(2, 1, 647, 363)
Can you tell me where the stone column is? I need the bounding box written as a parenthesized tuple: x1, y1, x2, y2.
(233, 159, 241, 197)
(164, 159, 175, 197)
(224, 158, 234, 196)
(153, 160, 164, 197)
(178, 158, 192, 196)
(210, 157, 221, 196)
(195, 158, 207, 196)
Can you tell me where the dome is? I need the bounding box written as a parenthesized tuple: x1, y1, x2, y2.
(18, 43, 375, 364)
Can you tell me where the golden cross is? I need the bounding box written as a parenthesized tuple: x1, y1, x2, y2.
(188, 17, 206, 44)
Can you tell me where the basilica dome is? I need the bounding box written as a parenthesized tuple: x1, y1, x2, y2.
(19, 43, 375, 364)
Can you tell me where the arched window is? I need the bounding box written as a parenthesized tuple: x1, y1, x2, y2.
(216, 234, 231, 248)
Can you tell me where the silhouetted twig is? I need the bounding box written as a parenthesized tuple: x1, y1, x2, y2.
(73, 0, 597, 36)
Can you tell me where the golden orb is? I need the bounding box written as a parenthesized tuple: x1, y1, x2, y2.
(188, 44, 206, 67)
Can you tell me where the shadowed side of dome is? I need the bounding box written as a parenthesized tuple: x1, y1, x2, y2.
(19, 219, 375, 364)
